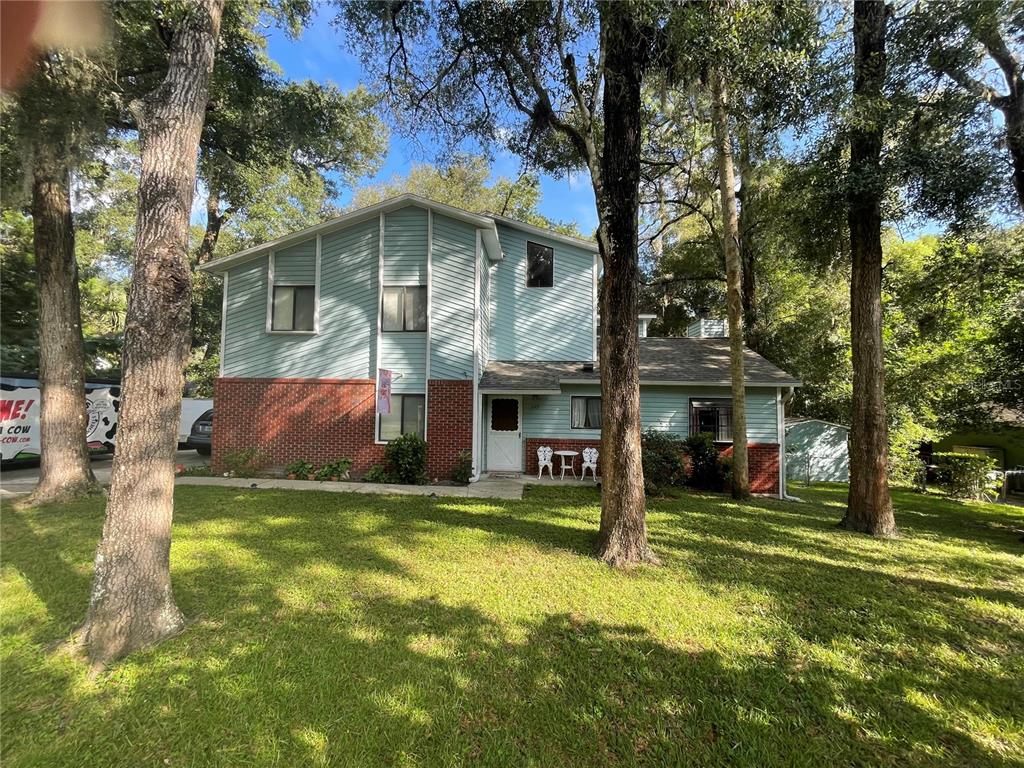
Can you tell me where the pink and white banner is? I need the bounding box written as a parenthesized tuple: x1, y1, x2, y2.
(376, 369, 393, 415)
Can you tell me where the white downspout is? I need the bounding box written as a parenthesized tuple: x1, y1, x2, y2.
(779, 386, 795, 499)
(470, 228, 482, 482)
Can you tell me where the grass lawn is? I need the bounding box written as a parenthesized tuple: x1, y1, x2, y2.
(2, 484, 1022, 767)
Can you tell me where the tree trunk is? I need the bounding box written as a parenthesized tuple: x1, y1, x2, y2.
(25, 137, 99, 504)
(737, 130, 759, 347)
(82, 0, 225, 666)
(842, 0, 897, 537)
(595, 2, 656, 567)
(710, 67, 750, 500)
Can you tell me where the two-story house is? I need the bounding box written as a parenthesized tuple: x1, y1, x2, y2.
(200, 194, 800, 496)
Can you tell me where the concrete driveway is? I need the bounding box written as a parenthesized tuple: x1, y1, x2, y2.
(0, 450, 209, 497)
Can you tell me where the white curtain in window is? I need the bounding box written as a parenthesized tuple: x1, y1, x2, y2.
(571, 396, 587, 428)
(586, 397, 601, 429)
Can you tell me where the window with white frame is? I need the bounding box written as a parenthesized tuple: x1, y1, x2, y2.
(570, 395, 602, 429)
(689, 399, 733, 442)
(381, 285, 427, 331)
(271, 285, 315, 332)
(378, 394, 426, 441)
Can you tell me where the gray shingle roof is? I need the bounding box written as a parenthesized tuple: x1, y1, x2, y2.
(479, 337, 801, 391)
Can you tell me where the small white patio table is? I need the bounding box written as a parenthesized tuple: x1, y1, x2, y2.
(554, 450, 579, 479)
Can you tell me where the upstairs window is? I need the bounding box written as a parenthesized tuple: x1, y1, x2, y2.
(526, 241, 553, 287)
(379, 393, 425, 441)
(382, 286, 427, 331)
(690, 399, 733, 442)
(570, 396, 601, 429)
(272, 285, 315, 332)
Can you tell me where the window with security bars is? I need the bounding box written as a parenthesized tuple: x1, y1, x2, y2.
(689, 399, 732, 442)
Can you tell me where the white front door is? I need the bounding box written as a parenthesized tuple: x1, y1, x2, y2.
(486, 397, 522, 471)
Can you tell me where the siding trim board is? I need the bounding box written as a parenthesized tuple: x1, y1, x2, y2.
(265, 251, 274, 334)
(314, 235, 322, 334)
(219, 271, 228, 376)
(425, 209, 433, 436)
(374, 212, 385, 442)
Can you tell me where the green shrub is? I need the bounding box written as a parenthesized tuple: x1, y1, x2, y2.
(362, 464, 391, 483)
(451, 449, 473, 484)
(641, 430, 686, 493)
(682, 432, 726, 490)
(933, 452, 998, 499)
(312, 458, 353, 481)
(385, 433, 428, 485)
(285, 459, 314, 478)
(222, 448, 269, 478)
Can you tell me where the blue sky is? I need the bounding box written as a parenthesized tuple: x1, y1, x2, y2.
(263, 6, 599, 233)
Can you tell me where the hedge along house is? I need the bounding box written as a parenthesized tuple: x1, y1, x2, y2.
(200, 194, 801, 495)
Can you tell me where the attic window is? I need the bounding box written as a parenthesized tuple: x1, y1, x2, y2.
(526, 241, 553, 287)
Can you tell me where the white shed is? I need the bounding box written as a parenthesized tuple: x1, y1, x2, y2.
(785, 418, 850, 483)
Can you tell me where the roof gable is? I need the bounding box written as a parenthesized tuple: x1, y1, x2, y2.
(198, 194, 599, 274)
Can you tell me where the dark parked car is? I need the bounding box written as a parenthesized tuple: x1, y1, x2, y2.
(187, 409, 213, 456)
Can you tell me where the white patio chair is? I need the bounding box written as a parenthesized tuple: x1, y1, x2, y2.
(537, 446, 554, 479)
(581, 447, 598, 481)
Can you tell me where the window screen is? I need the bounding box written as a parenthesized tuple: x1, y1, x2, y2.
(271, 285, 315, 331)
(526, 242, 553, 287)
(570, 396, 602, 429)
(379, 394, 425, 441)
(689, 399, 733, 442)
(382, 286, 427, 331)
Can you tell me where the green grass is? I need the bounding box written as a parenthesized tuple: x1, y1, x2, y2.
(2, 484, 1022, 767)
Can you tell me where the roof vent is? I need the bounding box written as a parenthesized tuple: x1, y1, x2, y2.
(582, 362, 595, 373)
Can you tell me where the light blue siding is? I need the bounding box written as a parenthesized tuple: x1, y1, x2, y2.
(382, 207, 427, 284)
(521, 385, 779, 442)
(222, 218, 379, 379)
(380, 333, 426, 392)
(489, 224, 594, 361)
(274, 241, 316, 283)
(320, 220, 379, 378)
(430, 213, 476, 379)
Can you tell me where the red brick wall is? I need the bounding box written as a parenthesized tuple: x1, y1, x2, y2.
(719, 443, 780, 494)
(525, 438, 601, 477)
(524, 436, 780, 493)
(213, 377, 476, 480)
(426, 379, 474, 480)
(213, 377, 385, 473)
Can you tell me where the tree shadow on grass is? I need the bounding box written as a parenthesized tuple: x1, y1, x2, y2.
(3, 485, 1022, 767)
(5, 593, 1017, 767)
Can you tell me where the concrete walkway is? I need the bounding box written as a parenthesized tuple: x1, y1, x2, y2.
(2, 455, 604, 502)
(175, 474, 524, 500)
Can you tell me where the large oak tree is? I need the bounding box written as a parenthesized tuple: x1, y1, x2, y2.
(82, 0, 226, 665)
